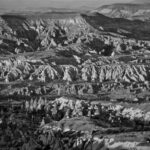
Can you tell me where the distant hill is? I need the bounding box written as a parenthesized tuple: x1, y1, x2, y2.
(95, 3, 150, 21)
(132, 0, 150, 3)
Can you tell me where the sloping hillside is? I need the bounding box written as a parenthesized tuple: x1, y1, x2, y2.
(83, 12, 150, 40)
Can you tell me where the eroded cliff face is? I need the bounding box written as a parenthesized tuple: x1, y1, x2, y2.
(1, 12, 150, 55)
(0, 14, 91, 54)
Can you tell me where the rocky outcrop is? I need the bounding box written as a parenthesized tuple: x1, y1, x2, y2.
(81, 60, 149, 82)
(23, 97, 150, 127)
(1, 56, 149, 83)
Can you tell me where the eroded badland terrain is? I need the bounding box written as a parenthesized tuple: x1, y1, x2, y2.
(1, 3, 150, 149)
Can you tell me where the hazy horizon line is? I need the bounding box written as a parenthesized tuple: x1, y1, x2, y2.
(0, 0, 133, 10)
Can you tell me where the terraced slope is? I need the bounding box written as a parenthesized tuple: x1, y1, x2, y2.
(1, 12, 150, 150)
